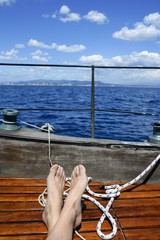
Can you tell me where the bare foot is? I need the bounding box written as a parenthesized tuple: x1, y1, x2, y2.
(42, 165, 65, 232)
(66, 165, 88, 228)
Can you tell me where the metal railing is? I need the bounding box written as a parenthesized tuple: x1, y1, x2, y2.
(0, 62, 160, 138)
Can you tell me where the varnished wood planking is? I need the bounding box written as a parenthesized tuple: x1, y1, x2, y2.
(0, 178, 46, 186)
(0, 220, 116, 235)
(0, 191, 159, 204)
(0, 201, 42, 211)
(0, 178, 160, 240)
(0, 236, 46, 240)
(0, 193, 41, 202)
(0, 186, 46, 193)
(0, 222, 47, 235)
(112, 198, 160, 207)
(113, 205, 159, 218)
(0, 211, 42, 223)
(124, 228, 160, 240)
(73, 230, 124, 240)
(119, 216, 160, 229)
(0, 209, 113, 222)
(0, 230, 124, 240)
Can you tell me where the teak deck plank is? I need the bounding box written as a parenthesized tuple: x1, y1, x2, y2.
(0, 209, 113, 223)
(0, 191, 159, 203)
(0, 178, 159, 240)
(119, 216, 160, 229)
(0, 231, 124, 240)
(124, 228, 160, 240)
(0, 201, 41, 211)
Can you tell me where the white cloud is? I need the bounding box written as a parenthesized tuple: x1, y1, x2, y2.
(51, 12, 57, 19)
(43, 5, 108, 25)
(0, 50, 160, 84)
(28, 39, 52, 49)
(31, 50, 42, 55)
(30, 49, 50, 62)
(31, 49, 48, 56)
(59, 5, 70, 15)
(0, 48, 18, 60)
(79, 51, 160, 67)
(60, 12, 81, 23)
(111, 51, 160, 66)
(0, 48, 27, 61)
(144, 12, 160, 29)
(113, 12, 160, 41)
(59, 5, 81, 22)
(79, 52, 160, 85)
(79, 55, 107, 64)
(0, 0, 15, 6)
(14, 43, 25, 49)
(83, 10, 108, 24)
(32, 55, 48, 62)
(56, 44, 85, 52)
(42, 12, 57, 19)
(28, 39, 86, 52)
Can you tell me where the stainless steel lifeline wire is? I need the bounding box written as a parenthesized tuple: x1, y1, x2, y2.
(36, 123, 160, 240)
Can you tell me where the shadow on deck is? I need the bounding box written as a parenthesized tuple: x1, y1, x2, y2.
(0, 178, 160, 240)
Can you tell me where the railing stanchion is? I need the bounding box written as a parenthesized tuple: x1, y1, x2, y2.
(91, 65, 95, 138)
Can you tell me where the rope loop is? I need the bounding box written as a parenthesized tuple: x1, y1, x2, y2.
(40, 123, 55, 132)
(38, 154, 160, 239)
(18, 119, 160, 239)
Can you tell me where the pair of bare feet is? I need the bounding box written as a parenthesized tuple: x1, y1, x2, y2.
(42, 164, 88, 240)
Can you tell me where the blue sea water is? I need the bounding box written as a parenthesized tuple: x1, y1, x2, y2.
(0, 85, 160, 142)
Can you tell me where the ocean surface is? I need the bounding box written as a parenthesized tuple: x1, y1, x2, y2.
(0, 85, 160, 142)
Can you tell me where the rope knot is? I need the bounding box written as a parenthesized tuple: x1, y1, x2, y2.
(41, 123, 55, 132)
(104, 184, 121, 198)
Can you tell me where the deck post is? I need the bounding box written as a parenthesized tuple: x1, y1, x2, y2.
(91, 65, 95, 138)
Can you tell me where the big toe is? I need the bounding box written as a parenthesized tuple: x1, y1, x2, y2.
(79, 165, 86, 176)
(50, 164, 59, 173)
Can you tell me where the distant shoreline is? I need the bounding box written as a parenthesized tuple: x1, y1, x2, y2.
(0, 79, 109, 87)
(0, 84, 95, 86)
(0, 83, 159, 88)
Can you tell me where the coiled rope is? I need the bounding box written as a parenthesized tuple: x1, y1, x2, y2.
(36, 123, 160, 240)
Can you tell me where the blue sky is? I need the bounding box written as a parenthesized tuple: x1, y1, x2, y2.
(0, 0, 160, 84)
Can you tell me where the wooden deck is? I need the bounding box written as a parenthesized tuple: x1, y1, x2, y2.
(0, 178, 160, 240)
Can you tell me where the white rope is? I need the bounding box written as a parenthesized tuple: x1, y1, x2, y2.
(41, 123, 54, 167)
(2, 120, 16, 124)
(19, 121, 54, 167)
(27, 121, 159, 239)
(19, 120, 54, 132)
(84, 154, 160, 239)
(38, 154, 160, 239)
(16, 120, 160, 239)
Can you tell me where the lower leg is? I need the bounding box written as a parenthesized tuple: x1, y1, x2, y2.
(46, 165, 88, 240)
(42, 165, 65, 232)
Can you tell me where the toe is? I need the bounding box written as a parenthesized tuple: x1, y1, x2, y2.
(50, 164, 59, 173)
(59, 167, 65, 179)
(72, 166, 78, 179)
(79, 165, 86, 175)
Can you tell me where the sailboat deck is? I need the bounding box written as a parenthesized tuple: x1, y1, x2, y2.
(0, 177, 160, 240)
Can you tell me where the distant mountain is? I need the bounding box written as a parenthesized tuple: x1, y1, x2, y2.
(0, 79, 111, 86)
